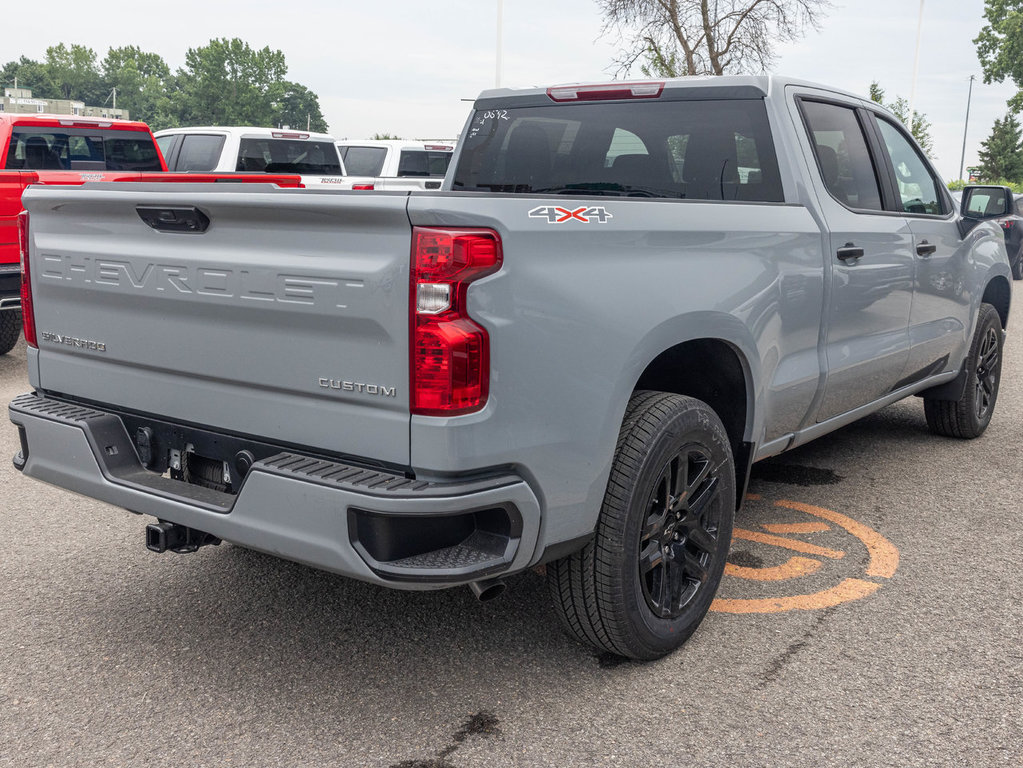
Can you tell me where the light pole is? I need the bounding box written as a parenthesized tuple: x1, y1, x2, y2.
(908, 0, 925, 133)
(496, 0, 504, 88)
(959, 75, 976, 182)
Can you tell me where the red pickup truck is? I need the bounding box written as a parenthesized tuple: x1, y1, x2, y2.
(0, 114, 302, 354)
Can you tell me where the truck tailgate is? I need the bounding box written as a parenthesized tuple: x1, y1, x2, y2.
(22, 184, 412, 466)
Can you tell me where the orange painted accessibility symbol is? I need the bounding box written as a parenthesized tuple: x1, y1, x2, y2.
(710, 495, 899, 614)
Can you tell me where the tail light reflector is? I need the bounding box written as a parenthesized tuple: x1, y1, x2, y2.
(411, 228, 502, 415)
(352, 184, 375, 190)
(17, 210, 37, 347)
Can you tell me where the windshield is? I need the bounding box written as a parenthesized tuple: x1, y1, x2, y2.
(4, 127, 163, 171)
(236, 138, 342, 174)
(451, 99, 783, 202)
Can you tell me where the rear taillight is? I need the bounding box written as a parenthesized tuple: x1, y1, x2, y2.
(410, 228, 502, 415)
(17, 210, 37, 348)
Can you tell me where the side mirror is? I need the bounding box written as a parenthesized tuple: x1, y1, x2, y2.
(958, 185, 1013, 237)
(961, 185, 1012, 219)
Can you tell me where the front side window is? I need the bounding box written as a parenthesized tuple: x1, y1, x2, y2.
(452, 98, 784, 202)
(800, 100, 883, 212)
(874, 118, 944, 216)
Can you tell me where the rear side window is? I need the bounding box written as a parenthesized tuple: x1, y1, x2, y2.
(340, 146, 387, 176)
(451, 98, 784, 202)
(173, 134, 224, 172)
(800, 101, 883, 212)
(397, 150, 452, 177)
(4, 127, 163, 171)
(238, 138, 342, 174)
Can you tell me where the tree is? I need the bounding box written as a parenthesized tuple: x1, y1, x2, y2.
(598, 0, 831, 77)
(868, 81, 935, 157)
(44, 44, 103, 102)
(270, 81, 328, 132)
(100, 46, 172, 127)
(0, 56, 49, 93)
(976, 0, 1023, 112)
(171, 38, 288, 126)
(976, 113, 1023, 183)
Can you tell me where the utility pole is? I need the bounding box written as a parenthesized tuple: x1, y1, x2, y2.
(959, 75, 976, 182)
(496, 0, 503, 88)
(908, 0, 924, 133)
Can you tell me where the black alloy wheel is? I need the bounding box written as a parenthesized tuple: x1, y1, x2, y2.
(547, 391, 735, 660)
(639, 446, 720, 619)
(974, 323, 1000, 422)
(924, 302, 1003, 439)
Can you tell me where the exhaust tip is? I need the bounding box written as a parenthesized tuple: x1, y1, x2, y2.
(469, 578, 507, 602)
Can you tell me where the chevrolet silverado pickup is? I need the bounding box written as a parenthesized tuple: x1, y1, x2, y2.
(9, 77, 1012, 660)
(155, 126, 351, 188)
(336, 139, 456, 191)
(0, 114, 303, 355)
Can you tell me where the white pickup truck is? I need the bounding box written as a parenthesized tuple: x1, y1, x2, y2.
(155, 126, 352, 188)
(336, 139, 455, 191)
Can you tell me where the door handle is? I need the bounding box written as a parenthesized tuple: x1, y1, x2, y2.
(916, 241, 937, 257)
(836, 243, 864, 262)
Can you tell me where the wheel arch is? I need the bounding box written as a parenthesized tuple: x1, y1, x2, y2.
(633, 333, 756, 508)
(982, 274, 1011, 329)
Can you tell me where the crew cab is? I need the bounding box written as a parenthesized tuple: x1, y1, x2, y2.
(155, 126, 348, 188)
(336, 139, 456, 191)
(9, 77, 1012, 660)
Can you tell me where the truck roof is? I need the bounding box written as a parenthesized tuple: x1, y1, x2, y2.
(0, 113, 153, 132)
(473, 75, 870, 109)
(154, 126, 337, 142)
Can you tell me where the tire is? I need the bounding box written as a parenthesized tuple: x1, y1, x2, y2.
(547, 391, 735, 660)
(924, 302, 1003, 439)
(1013, 249, 1023, 281)
(0, 311, 21, 356)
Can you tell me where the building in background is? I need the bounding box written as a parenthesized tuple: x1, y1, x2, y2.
(1, 86, 129, 120)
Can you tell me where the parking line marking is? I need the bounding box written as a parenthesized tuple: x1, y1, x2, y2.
(711, 577, 882, 614)
(774, 500, 899, 578)
(724, 556, 823, 581)
(762, 522, 831, 534)
(732, 528, 845, 559)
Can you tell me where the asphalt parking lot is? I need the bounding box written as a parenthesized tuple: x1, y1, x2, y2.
(1, 311, 1021, 768)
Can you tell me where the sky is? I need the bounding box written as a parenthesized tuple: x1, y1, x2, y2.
(6, 0, 1016, 181)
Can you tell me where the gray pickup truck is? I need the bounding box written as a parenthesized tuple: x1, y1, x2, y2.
(8, 76, 1012, 660)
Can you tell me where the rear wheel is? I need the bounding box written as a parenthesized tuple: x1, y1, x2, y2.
(0, 311, 21, 355)
(1013, 249, 1023, 280)
(547, 391, 735, 660)
(924, 302, 1003, 438)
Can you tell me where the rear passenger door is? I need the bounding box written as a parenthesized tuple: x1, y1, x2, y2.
(794, 95, 915, 422)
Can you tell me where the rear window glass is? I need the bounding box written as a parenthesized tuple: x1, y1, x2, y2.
(237, 138, 342, 174)
(397, 150, 452, 177)
(4, 127, 163, 171)
(451, 98, 783, 202)
(339, 146, 387, 176)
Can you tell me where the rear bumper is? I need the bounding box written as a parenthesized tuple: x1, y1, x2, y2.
(9, 392, 542, 589)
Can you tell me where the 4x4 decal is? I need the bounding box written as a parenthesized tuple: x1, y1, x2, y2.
(528, 205, 613, 224)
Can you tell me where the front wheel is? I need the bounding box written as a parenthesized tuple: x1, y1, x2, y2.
(924, 302, 1003, 438)
(547, 391, 735, 660)
(0, 310, 21, 356)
